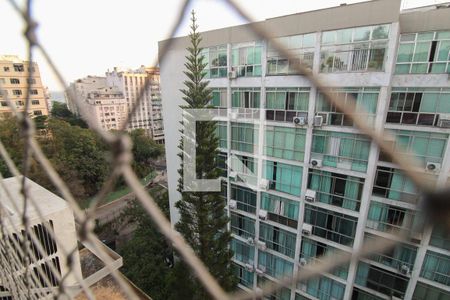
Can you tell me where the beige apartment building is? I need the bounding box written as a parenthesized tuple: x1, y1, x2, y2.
(0, 55, 49, 118)
(85, 87, 128, 131)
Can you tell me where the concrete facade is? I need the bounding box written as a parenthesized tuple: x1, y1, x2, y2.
(0, 55, 49, 118)
(160, 1, 450, 299)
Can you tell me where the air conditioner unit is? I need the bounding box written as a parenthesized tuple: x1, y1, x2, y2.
(258, 209, 268, 220)
(256, 240, 267, 250)
(228, 70, 237, 79)
(302, 223, 313, 236)
(299, 258, 307, 266)
(245, 263, 254, 272)
(293, 116, 306, 126)
(426, 162, 441, 172)
(310, 158, 322, 168)
(438, 114, 450, 128)
(247, 237, 254, 245)
(400, 264, 410, 275)
(230, 112, 238, 120)
(229, 200, 237, 210)
(229, 171, 238, 180)
(256, 266, 266, 274)
(305, 189, 317, 203)
(259, 178, 270, 190)
(313, 115, 323, 127)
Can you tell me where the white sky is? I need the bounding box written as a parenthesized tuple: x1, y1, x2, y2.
(0, 0, 445, 92)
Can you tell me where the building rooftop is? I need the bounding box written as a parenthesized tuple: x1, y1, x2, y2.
(0, 176, 68, 226)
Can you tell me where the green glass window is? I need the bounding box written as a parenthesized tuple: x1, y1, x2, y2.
(420, 251, 450, 285)
(267, 33, 315, 75)
(383, 130, 448, 167)
(231, 184, 256, 214)
(308, 169, 363, 211)
(298, 276, 345, 300)
(300, 237, 349, 279)
(231, 238, 254, 264)
(265, 126, 306, 161)
(259, 223, 296, 258)
(396, 31, 450, 74)
(429, 225, 450, 250)
(304, 205, 358, 246)
(311, 131, 371, 172)
(232, 42, 262, 77)
(230, 213, 255, 238)
(201, 45, 227, 78)
(233, 263, 254, 288)
(316, 87, 379, 126)
(365, 233, 417, 270)
(320, 24, 390, 72)
(387, 88, 450, 126)
(215, 121, 227, 149)
(231, 122, 257, 153)
(367, 201, 424, 235)
(231, 88, 260, 108)
(355, 262, 408, 298)
(264, 161, 302, 196)
(260, 193, 299, 228)
(413, 282, 450, 300)
(258, 251, 293, 278)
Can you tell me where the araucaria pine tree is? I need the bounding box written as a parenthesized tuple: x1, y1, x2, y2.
(174, 11, 236, 299)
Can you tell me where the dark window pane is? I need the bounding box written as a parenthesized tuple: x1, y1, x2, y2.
(266, 110, 275, 121)
(386, 112, 401, 123)
(417, 114, 435, 125)
(401, 113, 418, 124)
(330, 113, 343, 125)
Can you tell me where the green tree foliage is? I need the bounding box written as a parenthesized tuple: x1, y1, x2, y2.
(119, 189, 174, 300)
(0, 116, 162, 203)
(51, 101, 88, 128)
(173, 11, 236, 299)
(130, 129, 163, 178)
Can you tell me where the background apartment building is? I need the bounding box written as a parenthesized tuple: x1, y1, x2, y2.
(0, 55, 49, 118)
(106, 66, 164, 143)
(85, 87, 128, 131)
(160, 1, 450, 299)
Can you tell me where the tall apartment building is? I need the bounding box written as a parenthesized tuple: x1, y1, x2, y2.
(85, 87, 128, 131)
(67, 76, 107, 116)
(0, 55, 49, 118)
(106, 67, 164, 143)
(160, 1, 450, 299)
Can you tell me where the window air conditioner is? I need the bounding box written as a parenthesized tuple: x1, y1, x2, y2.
(313, 115, 323, 127)
(310, 158, 323, 168)
(259, 178, 270, 190)
(299, 258, 307, 266)
(245, 263, 254, 272)
(229, 200, 237, 210)
(228, 70, 237, 79)
(305, 189, 317, 203)
(438, 114, 450, 128)
(246, 237, 254, 245)
(426, 162, 441, 172)
(400, 264, 410, 275)
(256, 240, 267, 250)
(302, 223, 313, 236)
(258, 209, 268, 220)
(293, 116, 306, 126)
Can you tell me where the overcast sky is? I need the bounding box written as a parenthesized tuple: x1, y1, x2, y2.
(0, 0, 445, 92)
